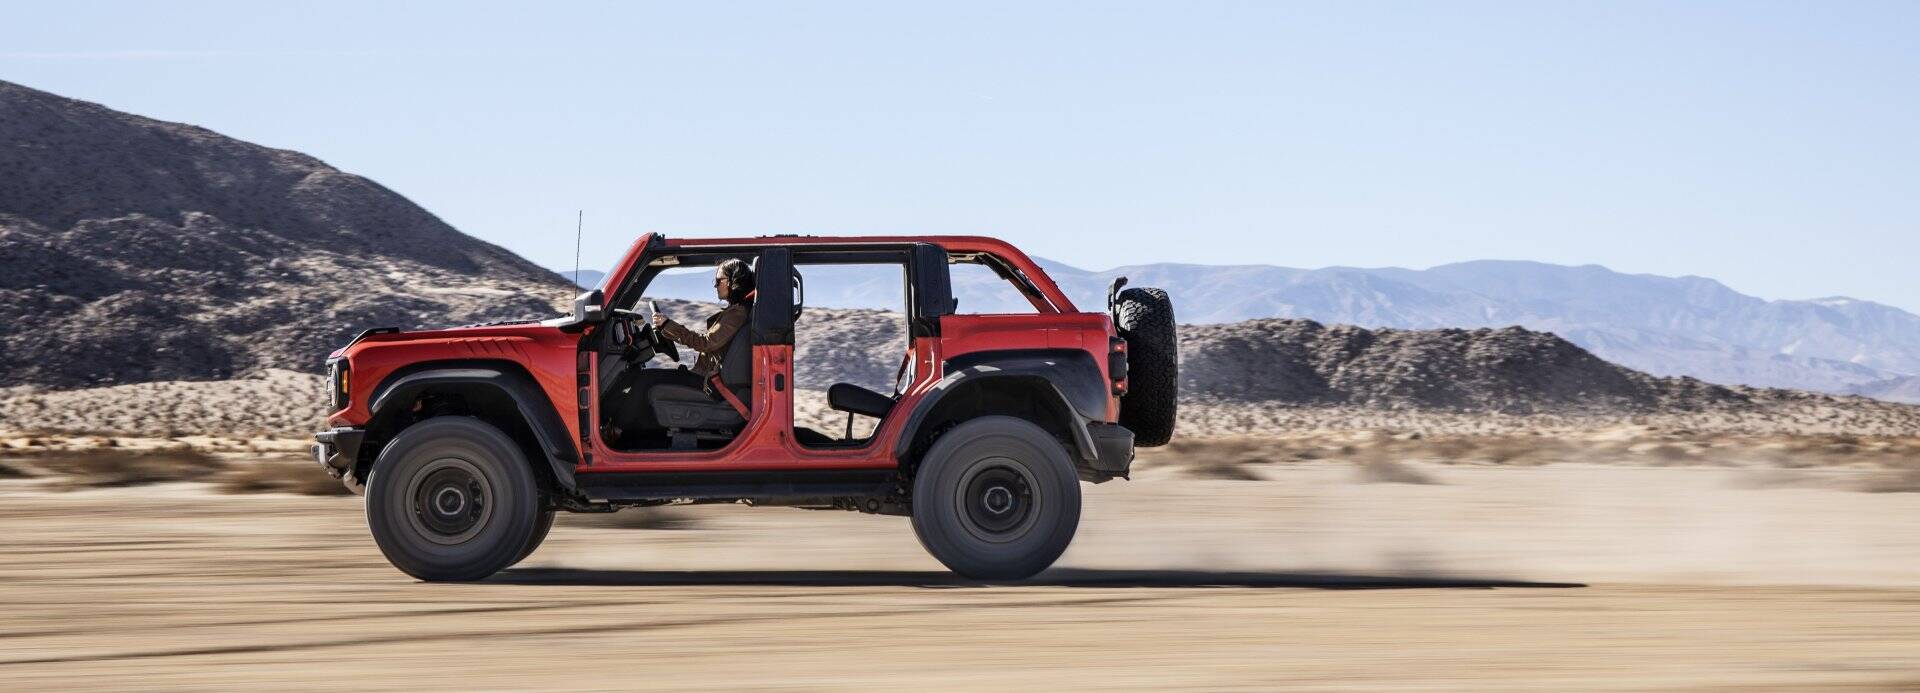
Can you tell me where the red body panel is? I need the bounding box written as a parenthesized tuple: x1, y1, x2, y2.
(328, 234, 1120, 476)
(326, 325, 580, 434)
(941, 312, 1121, 420)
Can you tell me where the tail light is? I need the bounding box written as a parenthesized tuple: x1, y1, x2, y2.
(1108, 336, 1129, 395)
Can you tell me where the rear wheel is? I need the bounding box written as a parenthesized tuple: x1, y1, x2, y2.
(910, 416, 1081, 580)
(365, 417, 541, 581)
(1115, 286, 1178, 446)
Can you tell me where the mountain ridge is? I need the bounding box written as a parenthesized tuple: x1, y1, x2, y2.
(1050, 258, 1920, 395)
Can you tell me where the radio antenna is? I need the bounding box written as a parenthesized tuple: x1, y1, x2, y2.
(571, 210, 584, 292)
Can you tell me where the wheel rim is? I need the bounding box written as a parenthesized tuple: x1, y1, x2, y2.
(954, 456, 1039, 543)
(405, 457, 494, 545)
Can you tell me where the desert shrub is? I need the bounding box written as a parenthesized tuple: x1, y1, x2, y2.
(1424, 438, 1477, 462)
(217, 460, 354, 496)
(1185, 460, 1264, 481)
(35, 449, 226, 488)
(1641, 443, 1693, 464)
(1477, 438, 1535, 465)
(1859, 469, 1920, 494)
(1355, 459, 1439, 485)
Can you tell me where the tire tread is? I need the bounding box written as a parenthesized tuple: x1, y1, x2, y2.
(1115, 287, 1178, 446)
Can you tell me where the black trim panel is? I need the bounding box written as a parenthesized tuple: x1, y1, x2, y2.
(909, 243, 953, 337)
(576, 469, 895, 502)
(940, 349, 1109, 421)
(1086, 422, 1135, 475)
(347, 327, 401, 347)
(311, 427, 365, 476)
(752, 247, 795, 345)
(895, 349, 1110, 463)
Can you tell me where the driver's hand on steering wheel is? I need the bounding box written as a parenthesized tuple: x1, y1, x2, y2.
(650, 312, 668, 329)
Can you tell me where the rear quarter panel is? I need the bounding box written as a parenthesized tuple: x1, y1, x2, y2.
(938, 312, 1120, 421)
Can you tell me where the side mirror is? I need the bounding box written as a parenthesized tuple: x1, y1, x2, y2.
(573, 289, 605, 323)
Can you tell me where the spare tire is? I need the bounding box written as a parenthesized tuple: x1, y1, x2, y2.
(1114, 286, 1177, 446)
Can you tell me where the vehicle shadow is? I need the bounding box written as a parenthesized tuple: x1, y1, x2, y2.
(490, 567, 1585, 590)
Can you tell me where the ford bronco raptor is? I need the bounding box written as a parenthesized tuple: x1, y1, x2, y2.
(313, 234, 1177, 581)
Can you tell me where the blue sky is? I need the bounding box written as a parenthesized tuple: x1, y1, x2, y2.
(5, 1, 1917, 310)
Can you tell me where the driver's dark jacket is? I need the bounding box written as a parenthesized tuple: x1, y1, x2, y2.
(658, 302, 749, 379)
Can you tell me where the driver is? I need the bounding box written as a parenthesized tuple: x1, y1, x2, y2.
(651, 258, 754, 378)
(606, 259, 754, 444)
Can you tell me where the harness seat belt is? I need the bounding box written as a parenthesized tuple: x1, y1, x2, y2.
(710, 375, 750, 418)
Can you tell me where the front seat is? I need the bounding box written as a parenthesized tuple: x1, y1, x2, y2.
(648, 308, 753, 449)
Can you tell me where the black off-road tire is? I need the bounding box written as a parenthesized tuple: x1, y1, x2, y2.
(509, 510, 556, 568)
(910, 416, 1081, 580)
(365, 417, 542, 582)
(1115, 286, 1177, 446)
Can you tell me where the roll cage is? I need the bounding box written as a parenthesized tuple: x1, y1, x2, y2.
(597, 234, 1077, 316)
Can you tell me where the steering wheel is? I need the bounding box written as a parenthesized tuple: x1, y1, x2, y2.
(644, 321, 681, 363)
(607, 307, 680, 364)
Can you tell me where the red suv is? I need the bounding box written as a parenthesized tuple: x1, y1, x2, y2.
(314, 234, 1176, 580)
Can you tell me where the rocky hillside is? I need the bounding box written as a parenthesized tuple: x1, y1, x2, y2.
(0, 80, 573, 388)
(1179, 319, 1767, 414)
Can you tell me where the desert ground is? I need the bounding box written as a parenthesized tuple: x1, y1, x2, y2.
(2, 441, 1918, 691)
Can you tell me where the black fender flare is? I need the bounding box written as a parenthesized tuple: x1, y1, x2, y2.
(366, 361, 578, 491)
(892, 349, 1109, 463)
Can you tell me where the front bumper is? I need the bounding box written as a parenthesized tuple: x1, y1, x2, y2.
(311, 427, 367, 493)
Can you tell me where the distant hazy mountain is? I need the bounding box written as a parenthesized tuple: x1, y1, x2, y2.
(1849, 376, 1920, 405)
(568, 256, 1920, 396)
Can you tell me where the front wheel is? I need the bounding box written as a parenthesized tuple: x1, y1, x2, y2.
(910, 416, 1081, 580)
(508, 510, 556, 568)
(365, 417, 543, 581)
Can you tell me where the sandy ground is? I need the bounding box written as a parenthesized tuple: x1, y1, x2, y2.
(2, 462, 1918, 691)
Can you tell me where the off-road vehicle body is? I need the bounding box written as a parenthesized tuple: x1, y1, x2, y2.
(314, 234, 1177, 580)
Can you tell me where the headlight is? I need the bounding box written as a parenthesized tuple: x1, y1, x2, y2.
(328, 359, 350, 410)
